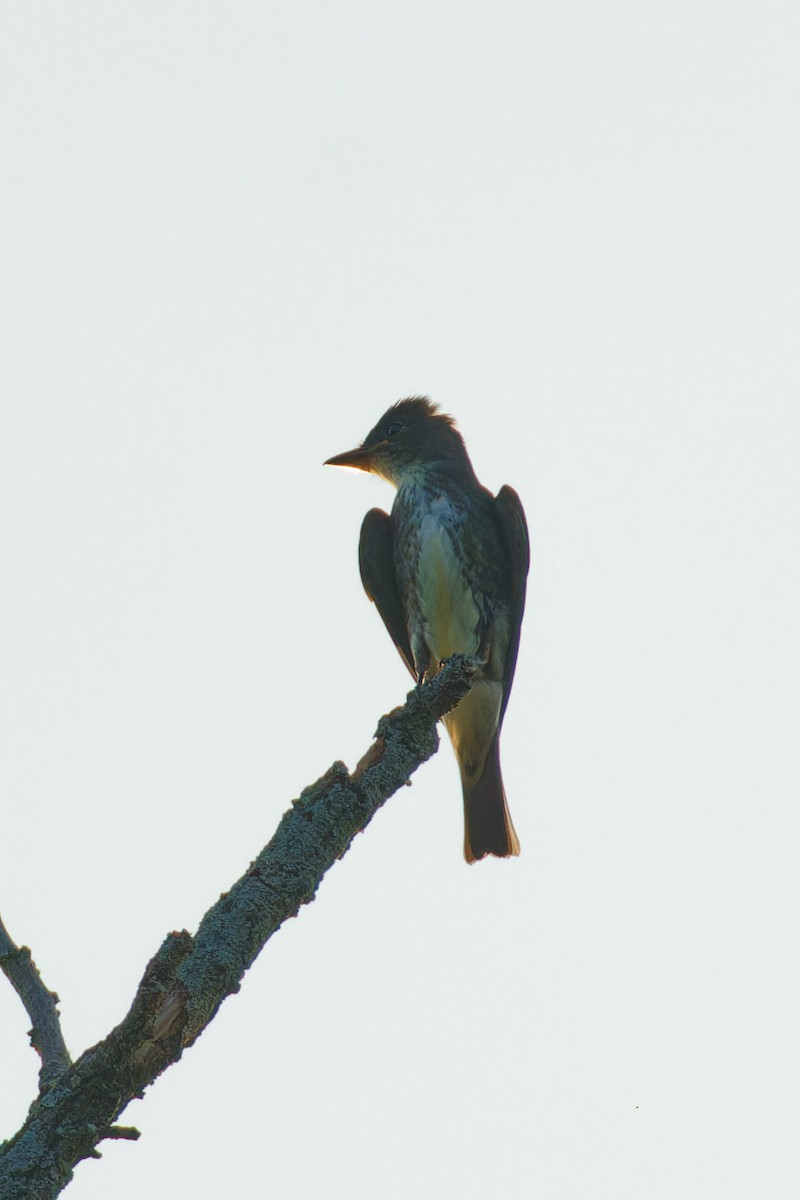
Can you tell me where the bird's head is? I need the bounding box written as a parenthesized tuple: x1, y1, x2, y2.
(325, 397, 467, 486)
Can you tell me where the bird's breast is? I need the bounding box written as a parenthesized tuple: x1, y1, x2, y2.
(399, 491, 480, 662)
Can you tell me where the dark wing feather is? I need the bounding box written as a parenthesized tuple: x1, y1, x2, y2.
(358, 508, 415, 678)
(493, 485, 530, 723)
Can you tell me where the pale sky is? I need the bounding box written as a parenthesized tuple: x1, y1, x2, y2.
(1, 3, 798, 1197)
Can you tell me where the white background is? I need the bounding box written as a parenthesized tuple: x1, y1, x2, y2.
(1, 3, 798, 1197)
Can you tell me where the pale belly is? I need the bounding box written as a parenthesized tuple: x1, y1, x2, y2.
(416, 521, 503, 779)
(415, 517, 480, 662)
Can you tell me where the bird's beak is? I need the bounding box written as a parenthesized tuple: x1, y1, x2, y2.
(324, 442, 385, 472)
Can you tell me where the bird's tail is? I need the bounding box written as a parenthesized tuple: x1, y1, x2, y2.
(461, 737, 521, 864)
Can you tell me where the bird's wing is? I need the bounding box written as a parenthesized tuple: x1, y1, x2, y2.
(358, 507, 416, 679)
(492, 485, 530, 722)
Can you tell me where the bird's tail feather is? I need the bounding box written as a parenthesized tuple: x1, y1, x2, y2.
(462, 737, 520, 863)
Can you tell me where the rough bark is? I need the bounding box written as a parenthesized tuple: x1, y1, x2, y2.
(0, 655, 478, 1200)
(0, 918, 72, 1091)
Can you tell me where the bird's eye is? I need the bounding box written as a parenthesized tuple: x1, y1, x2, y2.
(386, 422, 405, 437)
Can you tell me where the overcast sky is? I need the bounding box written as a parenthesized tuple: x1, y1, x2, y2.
(1, 3, 798, 1197)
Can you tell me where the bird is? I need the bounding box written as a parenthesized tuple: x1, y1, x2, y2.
(325, 397, 529, 863)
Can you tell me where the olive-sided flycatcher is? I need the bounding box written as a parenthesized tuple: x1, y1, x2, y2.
(325, 397, 529, 863)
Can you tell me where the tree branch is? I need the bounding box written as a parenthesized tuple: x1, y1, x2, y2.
(0, 914, 72, 1091)
(0, 654, 478, 1200)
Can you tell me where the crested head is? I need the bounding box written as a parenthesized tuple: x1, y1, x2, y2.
(325, 396, 476, 486)
(372, 396, 452, 430)
(360, 396, 471, 485)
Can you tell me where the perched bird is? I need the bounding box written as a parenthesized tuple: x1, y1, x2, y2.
(325, 397, 529, 863)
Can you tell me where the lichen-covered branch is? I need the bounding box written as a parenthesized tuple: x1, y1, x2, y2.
(0, 914, 72, 1092)
(0, 654, 478, 1200)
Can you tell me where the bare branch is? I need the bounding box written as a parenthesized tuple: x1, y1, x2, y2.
(101, 1128, 140, 1143)
(0, 914, 72, 1091)
(0, 654, 478, 1200)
